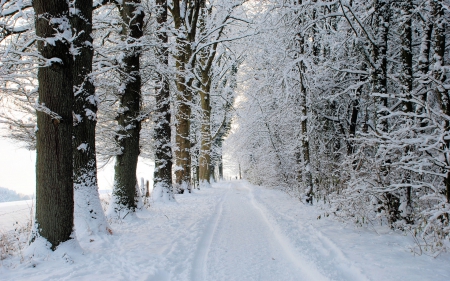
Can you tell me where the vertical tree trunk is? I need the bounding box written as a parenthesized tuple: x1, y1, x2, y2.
(347, 98, 359, 155)
(153, 0, 174, 201)
(218, 152, 223, 180)
(71, 0, 110, 236)
(174, 83, 192, 192)
(296, 31, 313, 203)
(373, 0, 400, 223)
(416, 10, 433, 127)
(399, 0, 413, 218)
(32, 0, 74, 249)
(431, 0, 449, 202)
(373, 0, 390, 133)
(239, 163, 242, 180)
(199, 74, 213, 185)
(171, 0, 202, 193)
(110, 0, 143, 213)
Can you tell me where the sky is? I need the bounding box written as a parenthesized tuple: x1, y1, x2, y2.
(0, 138, 36, 195)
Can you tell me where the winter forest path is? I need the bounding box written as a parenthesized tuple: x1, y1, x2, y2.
(191, 181, 367, 281)
(2, 181, 450, 280)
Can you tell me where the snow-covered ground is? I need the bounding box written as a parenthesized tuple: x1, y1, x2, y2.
(1, 181, 449, 280)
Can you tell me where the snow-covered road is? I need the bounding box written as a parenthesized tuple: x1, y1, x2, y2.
(1, 181, 449, 280)
(198, 182, 326, 281)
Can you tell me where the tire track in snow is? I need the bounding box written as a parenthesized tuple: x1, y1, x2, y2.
(243, 182, 329, 281)
(190, 183, 230, 281)
(247, 182, 370, 281)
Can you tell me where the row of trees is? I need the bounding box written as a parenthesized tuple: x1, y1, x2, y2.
(0, 0, 245, 250)
(228, 0, 450, 254)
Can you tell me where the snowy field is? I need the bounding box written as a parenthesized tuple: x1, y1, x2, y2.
(1, 181, 449, 280)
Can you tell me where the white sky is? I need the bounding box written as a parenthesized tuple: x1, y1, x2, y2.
(0, 138, 36, 195)
(0, 137, 155, 196)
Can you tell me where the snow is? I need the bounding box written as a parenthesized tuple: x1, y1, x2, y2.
(1, 181, 450, 280)
(0, 200, 33, 232)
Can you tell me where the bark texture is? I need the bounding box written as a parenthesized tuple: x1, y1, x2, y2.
(153, 0, 174, 201)
(171, 0, 203, 192)
(198, 68, 213, 185)
(33, 0, 74, 249)
(71, 0, 110, 235)
(111, 0, 143, 212)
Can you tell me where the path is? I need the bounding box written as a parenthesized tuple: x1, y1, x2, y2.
(190, 181, 366, 281)
(195, 182, 324, 281)
(1, 181, 450, 281)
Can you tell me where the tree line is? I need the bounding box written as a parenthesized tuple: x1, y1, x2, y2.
(0, 0, 245, 250)
(228, 0, 450, 254)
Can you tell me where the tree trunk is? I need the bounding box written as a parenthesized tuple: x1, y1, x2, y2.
(110, 0, 143, 213)
(416, 11, 433, 127)
(171, 0, 202, 193)
(399, 0, 413, 219)
(32, 0, 74, 249)
(218, 152, 223, 180)
(373, 0, 390, 133)
(199, 74, 213, 186)
(153, 0, 174, 201)
(431, 0, 449, 202)
(71, 0, 110, 236)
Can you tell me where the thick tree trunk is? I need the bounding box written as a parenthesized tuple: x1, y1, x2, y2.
(153, 0, 174, 201)
(110, 0, 143, 213)
(199, 76, 212, 185)
(174, 83, 192, 191)
(171, 0, 202, 193)
(71, 0, 110, 236)
(32, 0, 74, 249)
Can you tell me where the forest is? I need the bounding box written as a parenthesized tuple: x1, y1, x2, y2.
(0, 0, 449, 259)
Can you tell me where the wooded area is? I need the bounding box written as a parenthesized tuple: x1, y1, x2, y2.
(0, 0, 449, 254)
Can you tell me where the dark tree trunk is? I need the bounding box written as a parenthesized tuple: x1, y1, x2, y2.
(431, 0, 449, 203)
(111, 0, 144, 212)
(218, 153, 223, 180)
(32, 0, 74, 249)
(71, 0, 110, 235)
(373, 0, 390, 133)
(347, 98, 359, 155)
(153, 0, 174, 201)
(399, 0, 414, 219)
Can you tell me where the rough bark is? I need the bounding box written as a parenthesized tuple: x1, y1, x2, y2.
(171, 0, 202, 192)
(153, 0, 174, 201)
(198, 61, 214, 185)
(32, 0, 74, 249)
(110, 0, 143, 212)
(71, 0, 110, 236)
